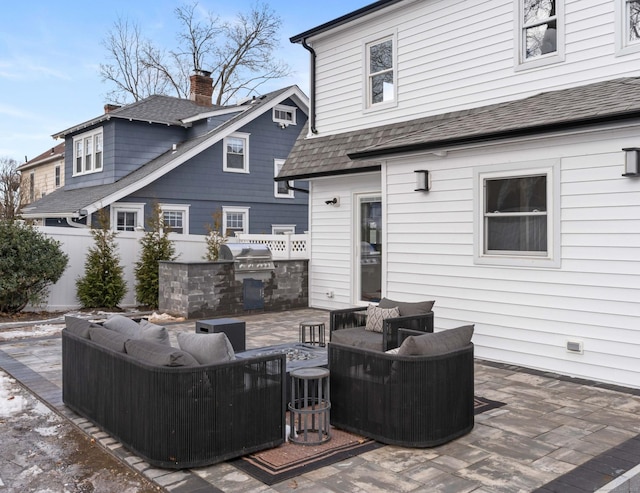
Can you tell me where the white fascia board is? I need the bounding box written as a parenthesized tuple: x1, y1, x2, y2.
(181, 107, 246, 124)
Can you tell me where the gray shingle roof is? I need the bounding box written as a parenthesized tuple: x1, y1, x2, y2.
(278, 77, 640, 180)
(24, 86, 305, 217)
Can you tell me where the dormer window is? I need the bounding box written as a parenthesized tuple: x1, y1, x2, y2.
(273, 105, 297, 126)
(72, 128, 103, 176)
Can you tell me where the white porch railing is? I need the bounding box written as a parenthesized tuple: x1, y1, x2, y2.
(235, 233, 308, 259)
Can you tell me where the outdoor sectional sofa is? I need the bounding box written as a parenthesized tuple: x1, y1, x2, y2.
(62, 316, 286, 469)
(329, 298, 435, 351)
(329, 325, 475, 447)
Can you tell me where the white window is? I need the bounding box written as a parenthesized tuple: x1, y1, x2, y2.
(73, 129, 103, 176)
(474, 161, 560, 268)
(274, 159, 294, 198)
(223, 133, 250, 173)
(272, 225, 295, 234)
(223, 207, 249, 236)
(364, 34, 396, 109)
(160, 204, 190, 235)
(111, 203, 144, 232)
(273, 105, 297, 126)
(515, 0, 564, 69)
(55, 166, 61, 188)
(616, 0, 640, 54)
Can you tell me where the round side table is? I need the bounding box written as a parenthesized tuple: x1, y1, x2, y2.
(288, 367, 331, 445)
(299, 321, 326, 347)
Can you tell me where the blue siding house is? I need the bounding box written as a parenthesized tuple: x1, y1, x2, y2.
(22, 72, 309, 236)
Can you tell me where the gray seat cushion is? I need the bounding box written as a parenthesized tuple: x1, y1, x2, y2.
(378, 298, 435, 316)
(139, 319, 171, 346)
(65, 316, 96, 339)
(125, 339, 199, 367)
(332, 327, 382, 351)
(397, 325, 474, 357)
(103, 314, 141, 338)
(177, 332, 235, 365)
(89, 326, 130, 353)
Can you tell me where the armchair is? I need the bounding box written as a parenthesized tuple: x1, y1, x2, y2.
(329, 300, 434, 351)
(328, 325, 474, 447)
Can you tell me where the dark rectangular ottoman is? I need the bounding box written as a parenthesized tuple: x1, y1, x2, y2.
(196, 318, 246, 352)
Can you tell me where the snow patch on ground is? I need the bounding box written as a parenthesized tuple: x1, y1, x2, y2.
(0, 373, 26, 417)
(34, 425, 60, 437)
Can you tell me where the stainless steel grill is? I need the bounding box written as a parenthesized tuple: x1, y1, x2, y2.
(219, 243, 275, 280)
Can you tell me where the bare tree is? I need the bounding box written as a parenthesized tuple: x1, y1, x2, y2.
(100, 2, 290, 105)
(0, 157, 22, 220)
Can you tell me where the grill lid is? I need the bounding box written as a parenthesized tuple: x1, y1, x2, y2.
(219, 243, 274, 272)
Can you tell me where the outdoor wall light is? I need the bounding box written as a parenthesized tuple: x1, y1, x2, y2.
(623, 148, 640, 177)
(415, 170, 431, 191)
(325, 197, 339, 206)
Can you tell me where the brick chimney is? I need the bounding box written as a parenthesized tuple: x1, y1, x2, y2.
(104, 104, 121, 114)
(189, 70, 214, 106)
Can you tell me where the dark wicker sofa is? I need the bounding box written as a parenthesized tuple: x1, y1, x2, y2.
(62, 317, 285, 469)
(330, 298, 435, 351)
(329, 326, 475, 447)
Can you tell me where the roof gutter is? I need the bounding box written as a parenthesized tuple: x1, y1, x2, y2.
(275, 164, 382, 182)
(301, 39, 318, 134)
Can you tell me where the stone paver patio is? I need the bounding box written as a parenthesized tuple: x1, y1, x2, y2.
(0, 307, 639, 493)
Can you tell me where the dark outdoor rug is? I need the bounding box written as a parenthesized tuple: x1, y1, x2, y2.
(231, 397, 506, 485)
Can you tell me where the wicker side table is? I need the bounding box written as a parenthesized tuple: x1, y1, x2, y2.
(288, 367, 331, 445)
(299, 321, 326, 347)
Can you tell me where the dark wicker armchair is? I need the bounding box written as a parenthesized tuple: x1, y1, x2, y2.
(62, 329, 286, 469)
(328, 330, 474, 447)
(330, 305, 434, 351)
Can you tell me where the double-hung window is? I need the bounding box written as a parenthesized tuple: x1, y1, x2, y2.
(73, 129, 103, 176)
(111, 203, 144, 232)
(160, 204, 189, 235)
(223, 133, 250, 173)
(223, 207, 249, 236)
(516, 0, 564, 69)
(365, 34, 396, 109)
(474, 161, 560, 268)
(616, 0, 640, 54)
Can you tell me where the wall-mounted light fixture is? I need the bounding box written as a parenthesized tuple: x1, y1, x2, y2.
(623, 148, 640, 177)
(325, 197, 339, 206)
(414, 170, 431, 191)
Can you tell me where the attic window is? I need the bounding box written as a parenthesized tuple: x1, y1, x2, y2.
(72, 128, 103, 177)
(273, 105, 297, 126)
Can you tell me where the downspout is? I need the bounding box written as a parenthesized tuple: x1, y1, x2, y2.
(285, 181, 310, 194)
(301, 38, 318, 134)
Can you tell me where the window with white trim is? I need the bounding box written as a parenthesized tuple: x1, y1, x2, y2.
(55, 165, 61, 188)
(160, 204, 190, 235)
(73, 129, 103, 176)
(273, 105, 297, 126)
(474, 162, 560, 268)
(111, 203, 144, 232)
(365, 35, 396, 109)
(274, 159, 294, 198)
(223, 207, 249, 236)
(616, 0, 640, 54)
(515, 0, 564, 69)
(223, 133, 250, 173)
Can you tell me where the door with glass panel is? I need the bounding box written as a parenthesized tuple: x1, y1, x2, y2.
(357, 195, 382, 302)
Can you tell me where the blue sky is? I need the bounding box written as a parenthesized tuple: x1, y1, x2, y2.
(0, 0, 370, 163)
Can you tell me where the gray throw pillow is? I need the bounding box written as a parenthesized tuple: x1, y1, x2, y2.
(89, 326, 130, 353)
(125, 339, 199, 367)
(177, 332, 235, 365)
(378, 298, 435, 317)
(139, 319, 171, 346)
(397, 324, 474, 357)
(103, 314, 141, 338)
(64, 316, 93, 339)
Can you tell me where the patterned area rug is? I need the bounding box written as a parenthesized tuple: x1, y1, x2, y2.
(231, 396, 505, 485)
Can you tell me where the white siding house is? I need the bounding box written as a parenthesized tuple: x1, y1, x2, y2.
(280, 0, 640, 389)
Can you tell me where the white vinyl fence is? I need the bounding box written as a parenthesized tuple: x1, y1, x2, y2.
(32, 227, 308, 311)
